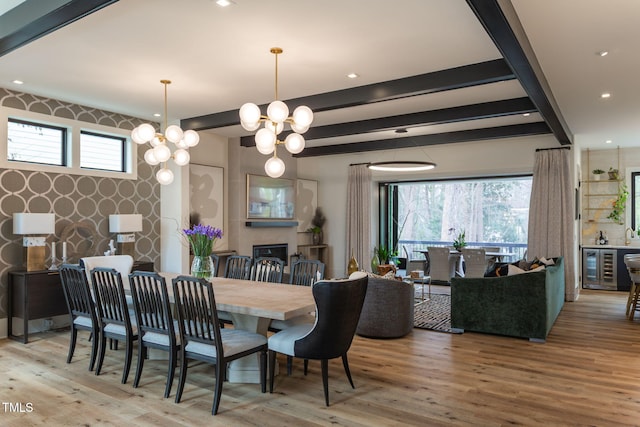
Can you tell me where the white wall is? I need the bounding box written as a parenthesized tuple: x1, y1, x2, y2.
(298, 134, 560, 278)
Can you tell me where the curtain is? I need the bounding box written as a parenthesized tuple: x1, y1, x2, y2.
(528, 148, 577, 301)
(346, 164, 372, 274)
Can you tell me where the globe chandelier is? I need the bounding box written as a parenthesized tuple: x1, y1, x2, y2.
(239, 47, 314, 178)
(131, 80, 200, 185)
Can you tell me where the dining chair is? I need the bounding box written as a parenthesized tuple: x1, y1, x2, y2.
(427, 246, 456, 284)
(623, 254, 640, 319)
(210, 253, 220, 277)
(81, 255, 134, 285)
(482, 246, 501, 271)
(59, 264, 100, 371)
(171, 275, 267, 415)
(251, 257, 284, 283)
(129, 271, 179, 398)
(268, 271, 368, 406)
(90, 267, 138, 384)
(223, 255, 252, 280)
(461, 248, 488, 278)
(289, 259, 325, 286)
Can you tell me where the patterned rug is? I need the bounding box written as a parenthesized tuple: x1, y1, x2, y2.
(414, 294, 461, 334)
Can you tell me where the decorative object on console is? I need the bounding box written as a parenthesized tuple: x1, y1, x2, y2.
(239, 47, 314, 178)
(183, 224, 223, 280)
(13, 212, 55, 271)
(131, 80, 200, 185)
(452, 229, 467, 251)
(109, 214, 143, 258)
(306, 207, 326, 245)
(348, 249, 360, 276)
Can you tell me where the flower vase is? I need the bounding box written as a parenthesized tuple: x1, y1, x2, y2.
(348, 250, 359, 276)
(371, 253, 380, 272)
(191, 255, 214, 280)
(312, 231, 323, 245)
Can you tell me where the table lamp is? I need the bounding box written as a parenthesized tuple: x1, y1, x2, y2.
(13, 213, 55, 271)
(109, 214, 143, 258)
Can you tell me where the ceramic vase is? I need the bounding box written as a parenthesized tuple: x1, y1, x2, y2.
(191, 255, 214, 280)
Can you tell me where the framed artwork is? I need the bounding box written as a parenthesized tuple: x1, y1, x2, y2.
(190, 164, 224, 249)
(296, 179, 318, 232)
(246, 174, 295, 219)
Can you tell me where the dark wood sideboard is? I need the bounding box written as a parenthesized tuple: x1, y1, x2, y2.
(8, 260, 154, 343)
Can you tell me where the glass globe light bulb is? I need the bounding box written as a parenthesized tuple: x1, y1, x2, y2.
(156, 168, 174, 185)
(241, 120, 261, 131)
(266, 120, 284, 135)
(284, 133, 305, 154)
(164, 125, 184, 143)
(150, 135, 162, 147)
(153, 144, 172, 162)
(131, 127, 146, 144)
(173, 148, 190, 166)
(267, 100, 289, 123)
(265, 155, 285, 178)
(175, 139, 188, 149)
(290, 122, 309, 134)
(239, 102, 261, 126)
(144, 148, 159, 165)
(136, 123, 156, 142)
(293, 105, 314, 128)
(255, 128, 276, 149)
(183, 129, 200, 147)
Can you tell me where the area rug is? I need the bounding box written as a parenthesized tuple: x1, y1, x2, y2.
(414, 294, 462, 334)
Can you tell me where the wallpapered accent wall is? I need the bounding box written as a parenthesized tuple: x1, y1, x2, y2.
(0, 88, 161, 320)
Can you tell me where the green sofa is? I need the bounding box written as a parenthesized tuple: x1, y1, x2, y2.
(450, 257, 564, 342)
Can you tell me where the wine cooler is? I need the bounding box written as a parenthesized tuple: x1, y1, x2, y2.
(582, 248, 617, 290)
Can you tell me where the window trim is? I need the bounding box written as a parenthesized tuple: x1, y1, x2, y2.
(80, 130, 126, 172)
(1, 106, 137, 180)
(8, 117, 68, 166)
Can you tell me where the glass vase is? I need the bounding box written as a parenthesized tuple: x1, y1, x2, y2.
(191, 255, 214, 280)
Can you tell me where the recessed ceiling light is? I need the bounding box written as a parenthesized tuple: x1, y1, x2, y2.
(601, 92, 611, 99)
(216, 0, 233, 7)
(12, 79, 24, 85)
(605, 140, 612, 144)
(523, 113, 530, 117)
(153, 113, 161, 117)
(347, 73, 359, 79)
(597, 51, 609, 57)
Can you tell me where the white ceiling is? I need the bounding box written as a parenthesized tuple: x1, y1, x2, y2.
(0, 0, 638, 151)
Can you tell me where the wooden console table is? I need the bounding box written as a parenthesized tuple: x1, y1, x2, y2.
(297, 244, 328, 264)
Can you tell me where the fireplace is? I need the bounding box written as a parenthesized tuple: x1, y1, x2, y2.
(253, 243, 288, 265)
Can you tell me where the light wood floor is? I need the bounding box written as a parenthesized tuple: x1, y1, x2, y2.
(2, 289, 639, 426)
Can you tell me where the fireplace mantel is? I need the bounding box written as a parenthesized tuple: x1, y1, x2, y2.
(245, 221, 298, 228)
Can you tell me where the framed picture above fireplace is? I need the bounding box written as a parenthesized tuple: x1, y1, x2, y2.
(246, 174, 295, 219)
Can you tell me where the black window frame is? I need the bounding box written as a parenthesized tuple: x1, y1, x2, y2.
(7, 117, 68, 166)
(79, 130, 127, 173)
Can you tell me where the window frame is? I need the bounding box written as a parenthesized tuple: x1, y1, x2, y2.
(7, 117, 68, 167)
(80, 130, 127, 173)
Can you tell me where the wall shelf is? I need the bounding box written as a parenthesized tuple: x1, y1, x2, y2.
(245, 221, 299, 228)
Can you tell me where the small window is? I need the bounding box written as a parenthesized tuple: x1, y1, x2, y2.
(80, 131, 126, 172)
(7, 118, 66, 166)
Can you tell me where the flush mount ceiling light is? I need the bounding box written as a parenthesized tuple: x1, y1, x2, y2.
(131, 80, 200, 185)
(367, 161, 437, 172)
(239, 47, 314, 178)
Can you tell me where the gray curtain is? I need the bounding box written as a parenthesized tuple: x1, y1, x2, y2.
(527, 148, 577, 301)
(346, 164, 371, 274)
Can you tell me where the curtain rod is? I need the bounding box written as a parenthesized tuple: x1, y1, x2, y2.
(535, 146, 572, 152)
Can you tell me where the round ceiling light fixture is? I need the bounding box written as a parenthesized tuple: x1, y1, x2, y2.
(367, 161, 436, 172)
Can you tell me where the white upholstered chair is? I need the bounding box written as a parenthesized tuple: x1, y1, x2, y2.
(461, 248, 488, 278)
(427, 246, 456, 284)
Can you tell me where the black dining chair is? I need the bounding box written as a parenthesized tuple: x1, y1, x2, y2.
(223, 255, 252, 280)
(129, 271, 179, 398)
(59, 264, 100, 371)
(210, 253, 220, 277)
(268, 272, 368, 406)
(289, 259, 325, 286)
(251, 257, 284, 283)
(91, 267, 138, 384)
(172, 275, 267, 415)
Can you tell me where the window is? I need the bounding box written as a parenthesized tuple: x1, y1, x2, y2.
(7, 118, 66, 166)
(382, 176, 532, 259)
(80, 131, 126, 172)
(631, 172, 640, 231)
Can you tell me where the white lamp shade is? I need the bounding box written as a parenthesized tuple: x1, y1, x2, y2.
(267, 100, 289, 123)
(255, 128, 276, 150)
(131, 127, 146, 144)
(109, 214, 143, 233)
(284, 133, 305, 154)
(241, 120, 261, 132)
(164, 125, 184, 143)
(13, 213, 55, 234)
(290, 122, 309, 134)
(183, 129, 200, 147)
(153, 144, 172, 162)
(293, 105, 314, 127)
(265, 155, 285, 178)
(144, 148, 160, 165)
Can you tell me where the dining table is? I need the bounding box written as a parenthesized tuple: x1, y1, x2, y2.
(155, 273, 316, 384)
(413, 249, 516, 278)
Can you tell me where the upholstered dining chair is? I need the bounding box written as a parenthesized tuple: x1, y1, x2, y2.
(223, 255, 252, 280)
(171, 275, 267, 415)
(268, 271, 369, 406)
(81, 255, 134, 285)
(482, 246, 501, 271)
(289, 259, 325, 286)
(129, 271, 179, 398)
(59, 264, 100, 371)
(427, 246, 456, 284)
(251, 257, 284, 283)
(461, 248, 488, 278)
(623, 254, 640, 320)
(90, 267, 138, 384)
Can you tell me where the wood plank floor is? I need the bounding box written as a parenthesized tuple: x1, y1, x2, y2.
(1, 289, 639, 426)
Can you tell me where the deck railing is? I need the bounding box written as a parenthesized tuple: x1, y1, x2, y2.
(397, 240, 527, 262)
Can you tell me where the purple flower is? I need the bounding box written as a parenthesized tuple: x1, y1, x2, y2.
(183, 224, 223, 256)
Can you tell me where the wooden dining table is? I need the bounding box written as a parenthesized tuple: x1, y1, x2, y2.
(157, 273, 316, 383)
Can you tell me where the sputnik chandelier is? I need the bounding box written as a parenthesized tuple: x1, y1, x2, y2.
(239, 47, 314, 178)
(131, 80, 200, 185)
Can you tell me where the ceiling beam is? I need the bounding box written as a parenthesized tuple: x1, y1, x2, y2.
(241, 97, 536, 146)
(295, 122, 551, 157)
(466, 0, 572, 145)
(182, 59, 516, 131)
(0, 0, 118, 58)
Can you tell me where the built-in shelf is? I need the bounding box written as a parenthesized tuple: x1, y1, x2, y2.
(245, 221, 299, 228)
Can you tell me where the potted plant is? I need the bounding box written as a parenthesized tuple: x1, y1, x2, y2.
(453, 230, 467, 251)
(607, 183, 628, 224)
(306, 207, 326, 245)
(592, 168, 605, 181)
(608, 167, 620, 180)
